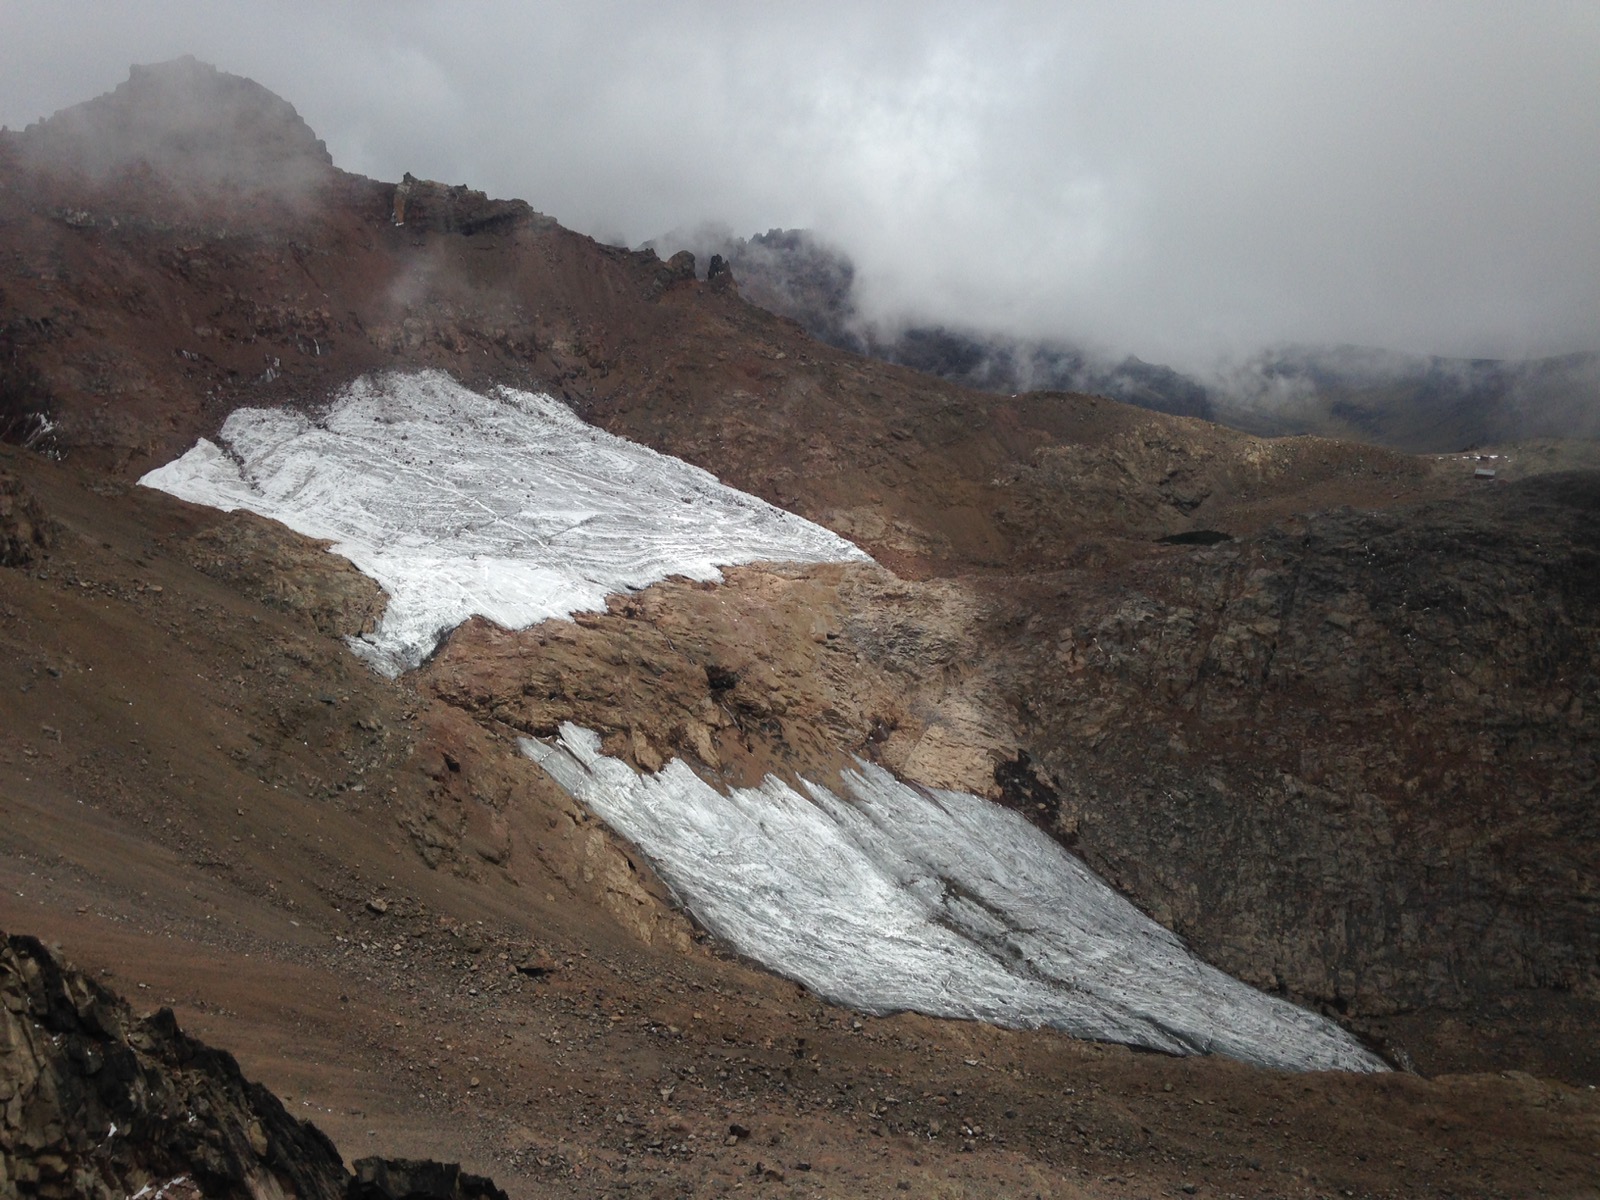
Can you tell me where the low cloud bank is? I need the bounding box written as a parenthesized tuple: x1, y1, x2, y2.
(3, 4, 1596, 370)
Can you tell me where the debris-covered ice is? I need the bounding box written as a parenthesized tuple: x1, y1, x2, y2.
(140, 371, 869, 673)
(523, 724, 1388, 1074)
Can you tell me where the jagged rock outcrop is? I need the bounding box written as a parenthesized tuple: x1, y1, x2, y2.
(646, 249, 697, 299)
(0, 930, 348, 1198)
(390, 173, 542, 236)
(0, 931, 508, 1200)
(705, 253, 735, 291)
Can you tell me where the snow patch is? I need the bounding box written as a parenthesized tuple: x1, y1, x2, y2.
(523, 724, 1388, 1074)
(139, 371, 868, 673)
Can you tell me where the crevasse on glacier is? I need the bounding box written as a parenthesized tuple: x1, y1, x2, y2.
(138, 370, 869, 674)
(523, 724, 1388, 1074)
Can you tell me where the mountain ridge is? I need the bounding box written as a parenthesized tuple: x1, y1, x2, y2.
(650, 225, 1600, 452)
(1, 59, 1598, 1197)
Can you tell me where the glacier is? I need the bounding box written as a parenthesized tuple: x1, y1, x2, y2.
(142, 368, 1384, 1073)
(139, 370, 869, 673)
(523, 724, 1388, 1074)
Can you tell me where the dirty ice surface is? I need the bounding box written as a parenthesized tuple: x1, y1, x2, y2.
(524, 724, 1388, 1074)
(139, 371, 869, 674)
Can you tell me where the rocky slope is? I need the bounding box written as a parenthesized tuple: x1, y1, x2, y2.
(1, 58, 1599, 1196)
(1002, 473, 1600, 1079)
(6, 442, 1600, 1198)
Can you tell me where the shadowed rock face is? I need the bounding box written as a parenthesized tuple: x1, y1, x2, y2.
(1013, 472, 1600, 1077)
(389, 174, 540, 236)
(0, 931, 507, 1200)
(0, 929, 348, 1199)
(348, 1158, 509, 1200)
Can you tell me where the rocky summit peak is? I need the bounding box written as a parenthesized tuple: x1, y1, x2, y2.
(17, 55, 333, 191)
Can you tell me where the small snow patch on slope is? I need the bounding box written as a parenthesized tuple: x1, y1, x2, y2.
(140, 371, 868, 673)
(523, 724, 1388, 1075)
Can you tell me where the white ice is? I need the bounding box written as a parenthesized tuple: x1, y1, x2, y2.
(523, 724, 1388, 1074)
(139, 371, 869, 674)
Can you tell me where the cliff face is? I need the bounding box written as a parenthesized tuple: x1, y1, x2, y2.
(1000, 472, 1600, 1076)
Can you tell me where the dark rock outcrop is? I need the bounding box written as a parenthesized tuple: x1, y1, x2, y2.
(349, 1158, 509, 1200)
(0, 931, 506, 1200)
(706, 253, 735, 290)
(647, 249, 697, 299)
(390, 173, 539, 235)
(0, 930, 347, 1198)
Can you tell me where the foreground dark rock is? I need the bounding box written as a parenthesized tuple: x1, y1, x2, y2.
(0, 931, 505, 1200)
(348, 1158, 508, 1200)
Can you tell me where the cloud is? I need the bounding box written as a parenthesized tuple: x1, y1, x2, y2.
(2, 0, 1597, 369)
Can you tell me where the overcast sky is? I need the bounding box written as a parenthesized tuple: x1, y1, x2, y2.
(3, 1, 1597, 369)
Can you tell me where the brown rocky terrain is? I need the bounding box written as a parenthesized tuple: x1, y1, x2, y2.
(1, 59, 1599, 1197)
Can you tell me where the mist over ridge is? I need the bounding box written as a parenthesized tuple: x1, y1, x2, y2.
(2, 2, 1597, 376)
(645, 224, 1600, 451)
(3, 42, 1596, 454)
